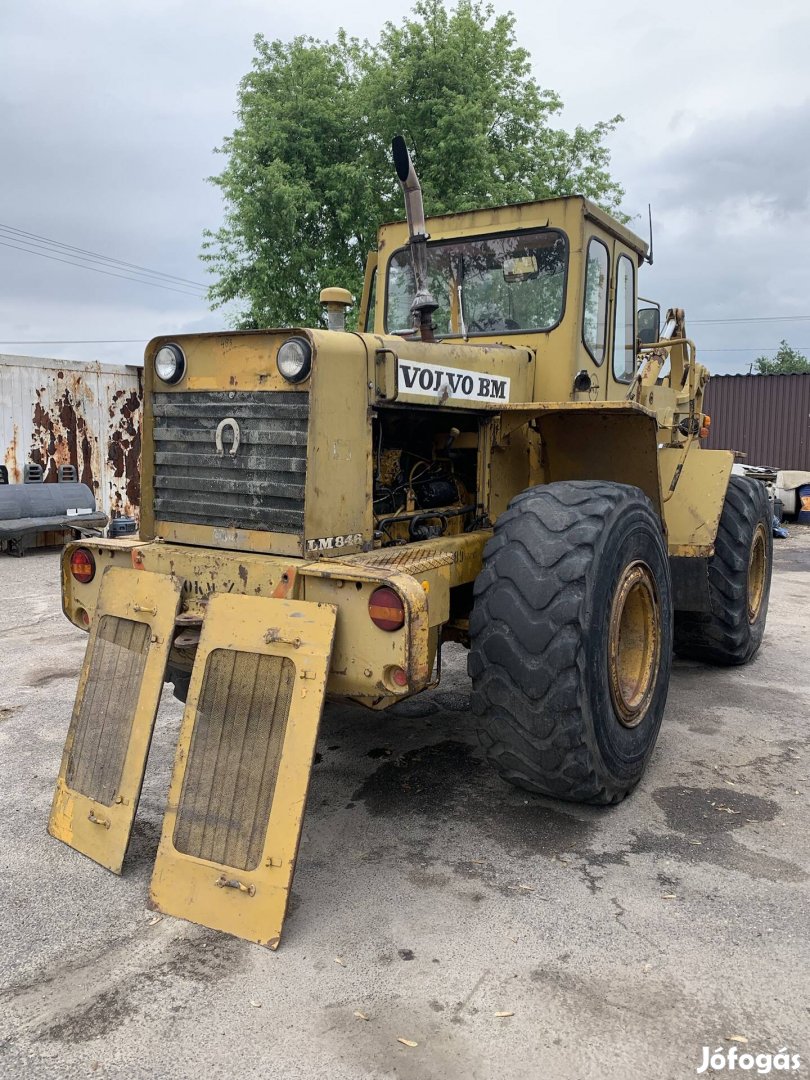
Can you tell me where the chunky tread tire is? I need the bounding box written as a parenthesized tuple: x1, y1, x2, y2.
(674, 476, 772, 665)
(468, 481, 673, 804)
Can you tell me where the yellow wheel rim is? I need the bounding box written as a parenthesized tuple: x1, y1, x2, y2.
(748, 523, 767, 623)
(608, 561, 661, 729)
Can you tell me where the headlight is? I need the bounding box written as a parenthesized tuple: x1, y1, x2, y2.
(276, 337, 312, 383)
(154, 343, 186, 384)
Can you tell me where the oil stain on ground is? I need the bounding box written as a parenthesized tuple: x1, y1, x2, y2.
(353, 740, 481, 817)
(654, 786, 779, 833)
(156, 931, 245, 983)
(589, 786, 807, 884)
(353, 738, 598, 860)
(38, 985, 136, 1043)
(26, 667, 77, 688)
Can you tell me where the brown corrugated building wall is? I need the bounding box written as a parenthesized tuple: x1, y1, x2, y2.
(701, 373, 810, 470)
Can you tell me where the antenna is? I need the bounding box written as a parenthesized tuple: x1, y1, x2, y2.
(646, 204, 654, 266)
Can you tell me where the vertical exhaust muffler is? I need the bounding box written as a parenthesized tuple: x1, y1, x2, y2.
(391, 135, 438, 342)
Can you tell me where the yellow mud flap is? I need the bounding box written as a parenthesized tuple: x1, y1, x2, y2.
(149, 594, 337, 949)
(49, 567, 183, 873)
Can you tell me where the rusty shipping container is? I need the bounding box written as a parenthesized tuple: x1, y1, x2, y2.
(0, 354, 142, 522)
(702, 373, 810, 471)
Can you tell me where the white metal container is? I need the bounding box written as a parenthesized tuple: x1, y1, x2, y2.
(0, 354, 142, 523)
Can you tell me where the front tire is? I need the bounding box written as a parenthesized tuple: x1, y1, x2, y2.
(469, 481, 673, 804)
(673, 476, 772, 665)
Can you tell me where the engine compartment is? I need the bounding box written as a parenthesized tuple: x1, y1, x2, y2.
(372, 407, 483, 545)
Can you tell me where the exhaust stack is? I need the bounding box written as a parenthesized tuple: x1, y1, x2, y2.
(391, 135, 438, 342)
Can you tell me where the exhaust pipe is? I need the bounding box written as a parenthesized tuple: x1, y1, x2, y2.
(391, 135, 437, 342)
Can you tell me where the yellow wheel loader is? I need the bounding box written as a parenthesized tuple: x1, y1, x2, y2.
(50, 137, 772, 948)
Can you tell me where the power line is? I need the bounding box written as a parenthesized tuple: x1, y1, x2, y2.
(690, 315, 810, 325)
(0, 232, 204, 296)
(0, 236, 203, 297)
(0, 222, 207, 289)
(0, 239, 205, 299)
(700, 347, 809, 352)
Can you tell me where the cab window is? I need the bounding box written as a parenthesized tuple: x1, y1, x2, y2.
(364, 268, 377, 331)
(582, 238, 609, 365)
(385, 228, 568, 337)
(612, 255, 635, 382)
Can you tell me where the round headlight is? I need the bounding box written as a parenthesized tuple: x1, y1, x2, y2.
(276, 337, 312, 383)
(154, 343, 185, 384)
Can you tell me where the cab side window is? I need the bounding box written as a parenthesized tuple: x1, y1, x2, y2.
(364, 268, 377, 331)
(582, 238, 609, 365)
(612, 255, 635, 382)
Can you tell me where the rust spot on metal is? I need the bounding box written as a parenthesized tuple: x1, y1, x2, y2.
(106, 386, 142, 519)
(109, 388, 126, 419)
(108, 430, 126, 476)
(27, 377, 105, 489)
(271, 567, 299, 599)
(4, 424, 21, 483)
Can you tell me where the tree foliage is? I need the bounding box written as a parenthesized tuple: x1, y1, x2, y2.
(203, 0, 625, 328)
(754, 340, 810, 375)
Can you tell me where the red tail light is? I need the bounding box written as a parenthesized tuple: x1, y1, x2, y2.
(368, 586, 405, 631)
(389, 666, 408, 687)
(70, 547, 96, 584)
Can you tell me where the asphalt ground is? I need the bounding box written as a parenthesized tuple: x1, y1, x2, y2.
(1, 529, 808, 1079)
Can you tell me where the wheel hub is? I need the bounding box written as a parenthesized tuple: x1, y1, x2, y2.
(748, 523, 767, 623)
(608, 561, 661, 728)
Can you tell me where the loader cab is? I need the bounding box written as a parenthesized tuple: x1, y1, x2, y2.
(361, 195, 649, 404)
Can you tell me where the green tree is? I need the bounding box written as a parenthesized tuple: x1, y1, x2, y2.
(203, 0, 625, 329)
(754, 340, 810, 375)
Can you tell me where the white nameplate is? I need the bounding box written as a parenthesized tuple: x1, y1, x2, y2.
(397, 360, 510, 403)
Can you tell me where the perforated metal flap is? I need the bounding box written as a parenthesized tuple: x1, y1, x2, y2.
(149, 593, 337, 949)
(49, 567, 182, 873)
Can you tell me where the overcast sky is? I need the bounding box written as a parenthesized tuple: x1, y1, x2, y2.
(1, 0, 808, 373)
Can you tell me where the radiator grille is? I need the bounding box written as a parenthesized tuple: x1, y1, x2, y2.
(173, 649, 295, 871)
(66, 615, 150, 805)
(152, 391, 308, 533)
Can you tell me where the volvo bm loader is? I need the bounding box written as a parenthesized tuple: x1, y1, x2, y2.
(50, 137, 772, 948)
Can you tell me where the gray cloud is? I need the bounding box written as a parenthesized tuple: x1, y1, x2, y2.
(652, 103, 810, 215)
(0, 0, 807, 373)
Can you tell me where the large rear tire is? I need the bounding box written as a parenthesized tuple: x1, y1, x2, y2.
(673, 476, 772, 665)
(469, 481, 673, 804)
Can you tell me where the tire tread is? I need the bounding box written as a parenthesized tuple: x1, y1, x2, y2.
(469, 480, 667, 804)
(673, 476, 772, 664)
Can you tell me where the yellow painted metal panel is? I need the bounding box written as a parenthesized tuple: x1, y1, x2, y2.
(154, 520, 304, 558)
(149, 593, 337, 949)
(302, 566, 431, 697)
(528, 406, 662, 516)
(304, 329, 373, 553)
(48, 567, 182, 873)
(359, 336, 535, 407)
(659, 447, 733, 553)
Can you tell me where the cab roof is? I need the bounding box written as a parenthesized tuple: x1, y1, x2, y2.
(379, 194, 648, 259)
